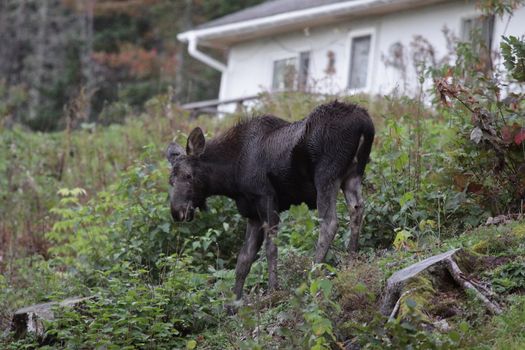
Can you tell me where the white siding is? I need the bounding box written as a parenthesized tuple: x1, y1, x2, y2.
(218, 0, 525, 109)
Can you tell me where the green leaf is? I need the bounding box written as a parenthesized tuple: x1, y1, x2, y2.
(399, 192, 414, 207)
(186, 340, 197, 349)
(312, 318, 332, 336)
(449, 331, 460, 343)
(159, 223, 171, 234)
(310, 279, 319, 295)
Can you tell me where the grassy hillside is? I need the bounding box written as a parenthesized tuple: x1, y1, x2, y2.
(2, 1, 524, 348)
(1, 87, 524, 349)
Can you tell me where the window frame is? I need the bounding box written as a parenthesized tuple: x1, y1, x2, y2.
(271, 51, 311, 92)
(272, 56, 299, 91)
(346, 27, 376, 93)
(460, 13, 494, 49)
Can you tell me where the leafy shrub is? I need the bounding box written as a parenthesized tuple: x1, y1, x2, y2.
(42, 258, 224, 349)
(501, 35, 525, 82)
(98, 100, 132, 125)
(347, 301, 459, 350)
(489, 260, 525, 293)
(46, 144, 245, 279)
(434, 34, 525, 215)
(359, 99, 485, 248)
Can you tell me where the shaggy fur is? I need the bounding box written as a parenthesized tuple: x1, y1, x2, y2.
(166, 101, 375, 299)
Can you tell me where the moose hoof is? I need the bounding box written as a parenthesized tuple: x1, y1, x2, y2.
(225, 305, 236, 316)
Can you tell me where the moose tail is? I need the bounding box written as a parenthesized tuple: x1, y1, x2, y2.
(355, 121, 375, 177)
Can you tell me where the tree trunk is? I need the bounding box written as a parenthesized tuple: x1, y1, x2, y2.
(174, 0, 193, 103)
(79, 0, 95, 122)
(28, 0, 49, 121)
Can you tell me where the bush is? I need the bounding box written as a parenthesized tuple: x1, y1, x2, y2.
(434, 34, 525, 215)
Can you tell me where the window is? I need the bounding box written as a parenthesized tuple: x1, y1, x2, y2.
(272, 57, 297, 91)
(461, 15, 494, 50)
(272, 51, 310, 91)
(348, 35, 372, 90)
(462, 15, 494, 70)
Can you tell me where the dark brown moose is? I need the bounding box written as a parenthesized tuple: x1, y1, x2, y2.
(166, 101, 374, 299)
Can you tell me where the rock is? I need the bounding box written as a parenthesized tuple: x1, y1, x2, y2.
(485, 214, 523, 226)
(485, 215, 509, 226)
(11, 296, 93, 339)
(434, 319, 451, 332)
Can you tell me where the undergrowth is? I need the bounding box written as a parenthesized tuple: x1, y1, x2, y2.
(1, 8, 525, 348)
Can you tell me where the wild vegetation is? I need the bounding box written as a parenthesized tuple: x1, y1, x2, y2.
(1, 1, 525, 349)
(0, 0, 264, 130)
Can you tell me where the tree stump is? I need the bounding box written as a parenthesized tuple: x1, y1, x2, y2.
(380, 248, 502, 321)
(11, 296, 93, 339)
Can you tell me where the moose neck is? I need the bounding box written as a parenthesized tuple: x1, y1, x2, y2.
(198, 147, 240, 199)
(195, 123, 245, 200)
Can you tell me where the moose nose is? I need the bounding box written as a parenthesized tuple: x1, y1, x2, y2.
(171, 208, 195, 222)
(170, 206, 184, 222)
(185, 208, 195, 221)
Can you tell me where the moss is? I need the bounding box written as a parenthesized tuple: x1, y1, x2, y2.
(472, 240, 490, 254)
(334, 258, 383, 340)
(470, 227, 521, 256)
(397, 275, 436, 323)
(454, 250, 480, 273)
(334, 260, 382, 319)
(512, 223, 525, 239)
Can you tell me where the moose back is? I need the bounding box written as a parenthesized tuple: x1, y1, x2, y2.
(166, 101, 374, 299)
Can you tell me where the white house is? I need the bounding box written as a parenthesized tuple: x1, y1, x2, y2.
(177, 0, 525, 111)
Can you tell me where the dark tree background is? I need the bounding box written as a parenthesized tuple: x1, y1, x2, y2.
(0, 0, 263, 131)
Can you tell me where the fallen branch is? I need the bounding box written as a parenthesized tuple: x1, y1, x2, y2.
(388, 288, 418, 322)
(444, 257, 502, 315)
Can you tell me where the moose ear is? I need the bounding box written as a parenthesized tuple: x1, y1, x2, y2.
(187, 127, 206, 156)
(165, 142, 185, 166)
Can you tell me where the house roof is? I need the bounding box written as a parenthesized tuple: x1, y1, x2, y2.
(178, 0, 448, 48)
(197, 0, 353, 30)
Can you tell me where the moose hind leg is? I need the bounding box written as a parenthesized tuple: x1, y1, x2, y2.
(343, 176, 364, 253)
(256, 196, 280, 292)
(314, 181, 341, 263)
(234, 219, 264, 299)
(265, 227, 279, 291)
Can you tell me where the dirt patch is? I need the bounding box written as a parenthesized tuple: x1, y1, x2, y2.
(481, 255, 514, 269)
(429, 288, 465, 319)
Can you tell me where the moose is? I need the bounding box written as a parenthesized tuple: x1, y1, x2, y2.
(166, 101, 374, 299)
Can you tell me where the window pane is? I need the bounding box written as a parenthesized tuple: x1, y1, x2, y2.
(298, 51, 310, 91)
(349, 35, 371, 89)
(462, 18, 474, 41)
(462, 16, 494, 49)
(272, 57, 297, 91)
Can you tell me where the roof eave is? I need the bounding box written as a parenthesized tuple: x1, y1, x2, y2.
(177, 0, 446, 48)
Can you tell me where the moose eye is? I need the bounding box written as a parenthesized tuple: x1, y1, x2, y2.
(184, 174, 192, 181)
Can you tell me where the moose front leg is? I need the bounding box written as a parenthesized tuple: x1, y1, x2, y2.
(257, 196, 280, 292)
(234, 219, 264, 300)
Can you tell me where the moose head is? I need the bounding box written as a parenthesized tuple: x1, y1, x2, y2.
(166, 127, 207, 222)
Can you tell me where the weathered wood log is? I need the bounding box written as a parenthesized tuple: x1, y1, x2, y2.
(445, 258, 502, 315)
(11, 296, 93, 339)
(380, 248, 502, 320)
(380, 249, 460, 317)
